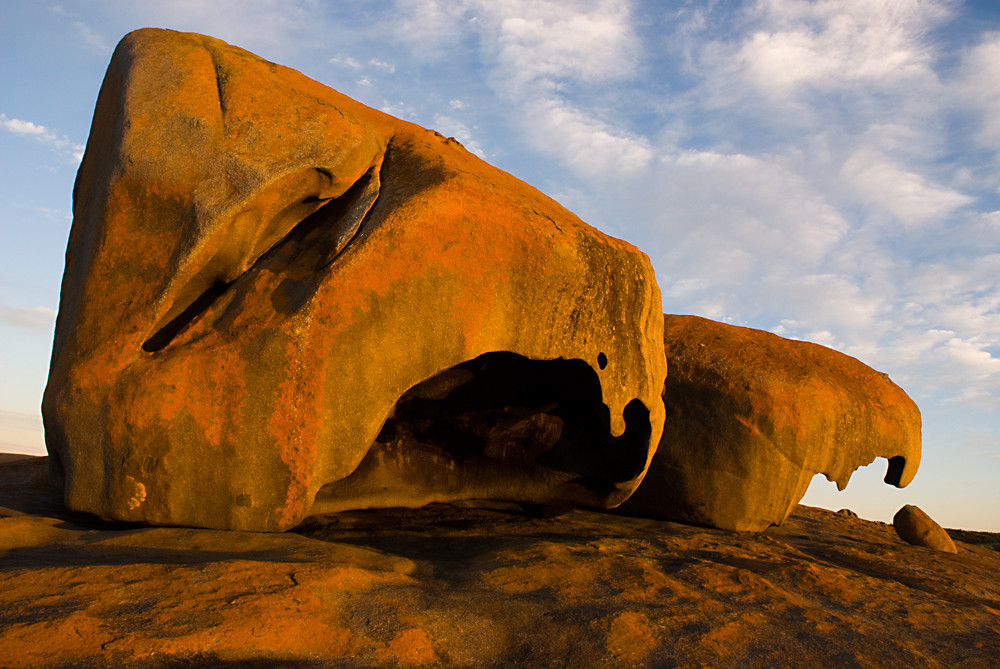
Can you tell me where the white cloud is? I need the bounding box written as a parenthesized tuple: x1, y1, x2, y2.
(735, 0, 949, 96)
(652, 148, 849, 270)
(391, 0, 646, 177)
(0, 306, 57, 330)
(2, 117, 47, 136)
(330, 54, 362, 69)
(839, 147, 973, 224)
(431, 114, 486, 157)
(391, 0, 472, 54)
(369, 59, 396, 73)
(380, 100, 419, 122)
(0, 114, 84, 162)
(112, 0, 323, 60)
(485, 0, 637, 95)
(73, 20, 111, 53)
(953, 32, 1000, 153)
(522, 96, 652, 175)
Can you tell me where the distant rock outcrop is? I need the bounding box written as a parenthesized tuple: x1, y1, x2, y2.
(42, 29, 666, 531)
(894, 504, 958, 553)
(619, 315, 921, 531)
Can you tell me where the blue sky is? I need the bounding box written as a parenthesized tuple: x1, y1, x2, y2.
(1, 0, 998, 531)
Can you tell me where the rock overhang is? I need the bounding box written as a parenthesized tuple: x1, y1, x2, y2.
(619, 314, 922, 531)
(42, 28, 667, 531)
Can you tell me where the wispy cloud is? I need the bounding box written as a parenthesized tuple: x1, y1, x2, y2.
(73, 20, 112, 53)
(0, 408, 45, 456)
(392, 0, 649, 176)
(732, 0, 949, 96)
(953, 31, 1000, 156)
(498, 0, 1000, 414)
(0, 306, 57, 330)
(432, 113, 486, 157)
(110, 0, 324, 60)
(0, 408, 43, 432)
(0, 114, 84, 162)
(330, 54, 362, 69)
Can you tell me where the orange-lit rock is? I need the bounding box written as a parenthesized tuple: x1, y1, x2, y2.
(894, 505, 957, 553)
(43, 29, 666, 531)
(619, 314, 921, 531)
(2, 456, 997, 668)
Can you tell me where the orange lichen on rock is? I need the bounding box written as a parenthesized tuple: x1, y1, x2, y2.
(620, 314, 921, 531)
(1, 457, 998, 668)
(43, 29, 665, 531)
(604, 610, 658, 664)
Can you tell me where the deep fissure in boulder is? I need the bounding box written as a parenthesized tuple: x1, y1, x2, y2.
(142, 164, 381, 353)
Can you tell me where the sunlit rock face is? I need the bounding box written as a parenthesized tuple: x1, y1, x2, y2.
(619, 315, 921, 532)
(42, 28, 666, 531)
(893, 505, 957, 553)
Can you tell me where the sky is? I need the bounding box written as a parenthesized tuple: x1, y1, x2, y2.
(1, 0, 998, 531)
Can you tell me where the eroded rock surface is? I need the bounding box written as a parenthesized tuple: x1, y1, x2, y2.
(42, 29, 666, 531)
(1, 456, 997, 668)
(620, 314, 921, 531)
(894, 504, 958, 553)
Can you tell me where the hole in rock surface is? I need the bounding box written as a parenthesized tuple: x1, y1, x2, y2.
(315, 351, 652, 510)
(884, 455, 906, 486)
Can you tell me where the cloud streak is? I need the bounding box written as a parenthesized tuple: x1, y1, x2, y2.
(485, 0, 1000, 416)
(392, 0, 651, 176)
(0, 306, 57, 330)
(1, 114, 84, 162)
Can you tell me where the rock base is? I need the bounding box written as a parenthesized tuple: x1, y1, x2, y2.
(1, 455, 997, 667)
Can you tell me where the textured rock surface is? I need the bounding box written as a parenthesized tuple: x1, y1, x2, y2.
(42, 29, 666, 531)
(620, 314, 921, 531)
(2, 455, 998, 668)
(894, 504, 958, 553)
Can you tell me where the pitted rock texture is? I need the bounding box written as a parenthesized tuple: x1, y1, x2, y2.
(619, 314, 921, 532)
(1, 456, 997, 669)
(42, 28, 666, 531)
(894, 504, 958, 553)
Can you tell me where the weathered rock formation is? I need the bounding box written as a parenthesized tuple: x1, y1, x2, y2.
(894, 504, 958, 553)
(1, 455, 998, 668)
(619, 314, 921, 531)
(42, 29, 666, 531)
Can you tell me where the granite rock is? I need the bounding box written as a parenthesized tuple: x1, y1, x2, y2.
(620, 314, 921, 531)
(1, 455, 996, 668)
(42, 29, 666, 531)
(894, 504, 958, 553)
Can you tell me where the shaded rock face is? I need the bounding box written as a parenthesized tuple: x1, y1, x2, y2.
(42, 29, 666, 531)
(620, 314, 921, 531)
(894, 505, 958, 553)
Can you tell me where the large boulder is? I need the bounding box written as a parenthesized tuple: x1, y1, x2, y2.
(42, 29, 666, 531)
(619, 314, 921, 531)
(894, 505, 957, 553)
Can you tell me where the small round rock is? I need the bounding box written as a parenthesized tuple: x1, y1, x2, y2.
(893, 504, 957, 553)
